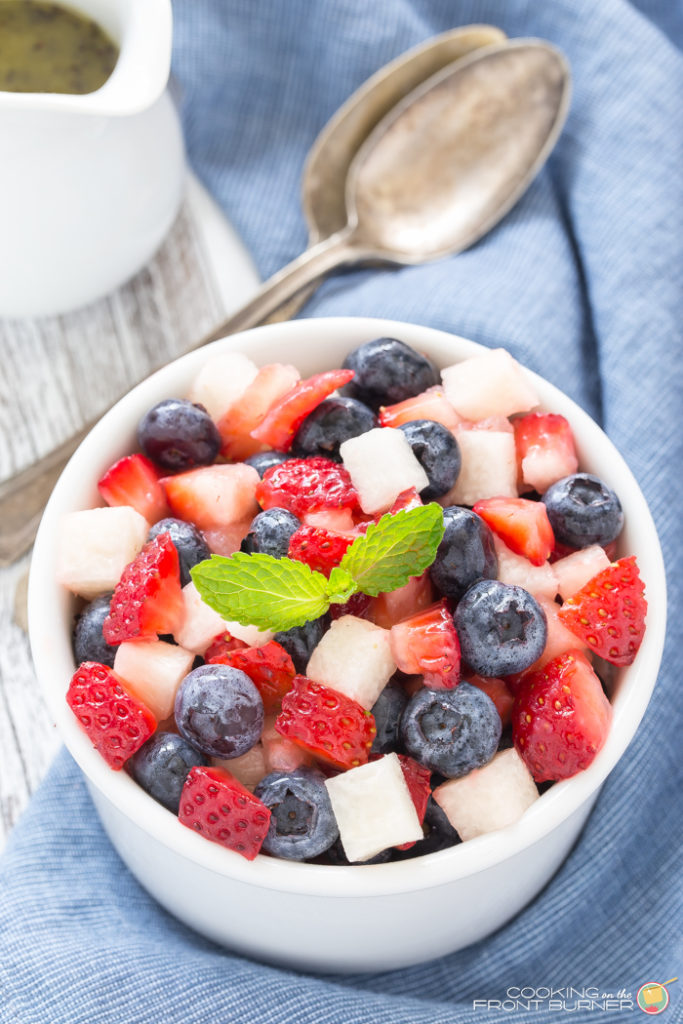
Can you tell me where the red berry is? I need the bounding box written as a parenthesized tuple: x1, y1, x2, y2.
(217, 363, 300, 460)
(513, 412, 578, 493)
(557, 555, 647, 666)
(274, 675, 376, 770)
(385, 486, 423, 516)
(97, 453, 170, 524)
(204, 631, 249, 662)
(288, 525, 354, 576)
(329, 591, 373, 621)
(512, 649, 612, 782)
(473, 496, 555, 566)
(250, 369, 355, 451)
(103, 532, 183, 644)
(467, 674, 514, 727)
(207, 641, 296, 714)
(66, 662, 157, 769)
(390, 600, 461, 689)
(395, 754, 431, 850)
(255, 456, 359, 517)
(178, 766, 271, 860)
(378, 387, 462, 431)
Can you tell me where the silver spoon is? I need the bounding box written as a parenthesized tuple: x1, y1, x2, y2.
(0, 37, 570, 565)
(269, 23, 506, 323)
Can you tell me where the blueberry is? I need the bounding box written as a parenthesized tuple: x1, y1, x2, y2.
(72, 594, 117, 667)
(392, 796, 460, 859)
(128, 731, 208, 813)
(174, 664, 264, 759)
(542, 473, 624, 548)
(274, 615, 327, 674)
(341, 337, 440, 410)
(454, 580, 547, 677)
(240, 508, 301, 558)
(148, 517, 210, 586)
(400, 682, 501, 778)
(138, 398, 221, 472)
(292, 396, 377, 461)
(429, 506, 498, 601)
(370, 680, 409, 754)
(254, 767, 338, 860)
(244, 450, 292, 478)
(397, 420, 461, 500)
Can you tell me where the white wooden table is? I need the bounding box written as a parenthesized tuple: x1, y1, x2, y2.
(0, 176, 259, 850)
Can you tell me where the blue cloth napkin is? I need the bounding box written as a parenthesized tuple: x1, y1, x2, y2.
(2, 1, 682, 1021)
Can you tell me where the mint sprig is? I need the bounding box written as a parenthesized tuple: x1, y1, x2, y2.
(191, 504, 445, 632)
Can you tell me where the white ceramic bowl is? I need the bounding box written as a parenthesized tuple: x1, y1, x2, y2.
(29, 318, 666, 972)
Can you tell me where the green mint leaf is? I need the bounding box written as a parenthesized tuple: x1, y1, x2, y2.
(191, 552, 331, 632)
(326, 566, 358, 606)
(339, 503, 445, 597)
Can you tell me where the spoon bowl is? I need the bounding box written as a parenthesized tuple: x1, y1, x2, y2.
(350, 40, 570, 259)
(303, 24, 507, 244)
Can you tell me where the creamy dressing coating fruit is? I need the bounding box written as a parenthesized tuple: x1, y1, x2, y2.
(59, 337, 647, 863)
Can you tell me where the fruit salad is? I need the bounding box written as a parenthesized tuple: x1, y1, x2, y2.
(57, 337, 647, 864)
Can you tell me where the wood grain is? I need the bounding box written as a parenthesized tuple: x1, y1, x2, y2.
(0, 196, 228, 851)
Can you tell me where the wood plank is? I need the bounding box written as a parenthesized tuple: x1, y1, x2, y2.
(0, 189, 233, 850)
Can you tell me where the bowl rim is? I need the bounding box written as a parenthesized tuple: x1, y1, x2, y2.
(28, 316, 667, 898)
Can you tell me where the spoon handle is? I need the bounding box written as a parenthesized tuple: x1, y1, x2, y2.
(0, 230, 361, 566)
(201, 229, 358, 342)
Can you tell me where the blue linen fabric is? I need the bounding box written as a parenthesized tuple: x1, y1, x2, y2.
(2, 1, 682, 1021)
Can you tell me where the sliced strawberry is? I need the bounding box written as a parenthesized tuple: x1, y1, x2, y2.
(371, 572, 434, 630)
(288, 525, 354, 576)
(251, 369, 355, 452)
(66, 662, 157, 769)
(513, 412, 578, 494)
(103, 532, 183, 644)
(178, 765, 271, 860)
(512, 649, 612, 782)
(256, 456, 359, 517)
(379, 386, 462, 431)
(217, 363, 300, 460)
(395, 753, 431, 850)
(329, 591, 373, 621)
(467, 674, 514, 727)
(302, 508, 356, 533)
(261, 717, 315, 773)
(204, 631, 249, 661)
(558, 556, 647, 666)
(97, 453, 170, 524)
(161, 464, 259, 532)
(386, 486, 423, 515)
(207, 640, 296, 714)
(390, 599, 461, 690)
(275, 675, 376, 770)
(474, 496, 554, 567)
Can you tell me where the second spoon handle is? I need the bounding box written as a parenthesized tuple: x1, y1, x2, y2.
(0, 229, 362, 566)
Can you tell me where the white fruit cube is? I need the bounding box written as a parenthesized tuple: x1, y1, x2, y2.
(553, 545, 610, 601)
(440, 431, 517, 507)
(213, 744, 267, 791)
(56, 506, 149, 599)
(306, 615, 396, 709)
(325, 753, 422, 862)
(340, 427, 429, 514)
(434, 747, 538, 841)
(174, 582, 273, 654)
(187, 352, 259, 422)
(114, 639, 194, 720)
(492, 535, 558, 602)
(441, 348, 539, 420)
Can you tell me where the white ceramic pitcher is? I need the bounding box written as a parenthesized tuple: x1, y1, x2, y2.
(0, 0, 185, 317)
